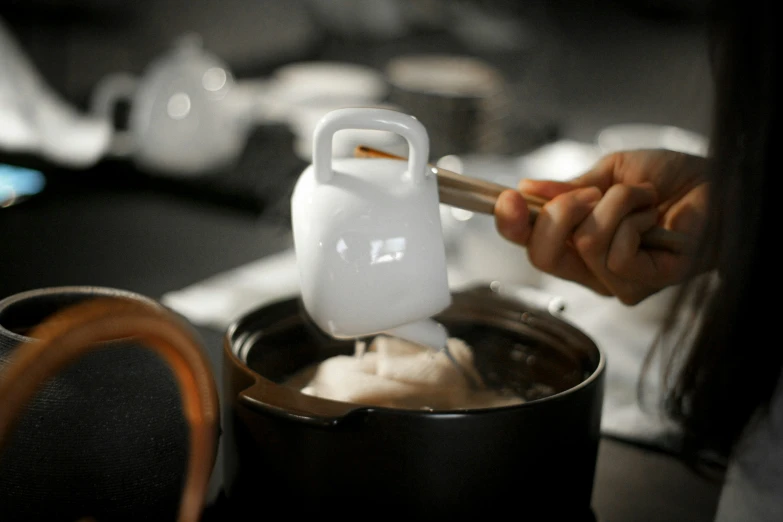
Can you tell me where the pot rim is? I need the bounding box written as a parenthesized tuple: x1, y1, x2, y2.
(225, 286, 605, 422)
(0, 286, 162, 344)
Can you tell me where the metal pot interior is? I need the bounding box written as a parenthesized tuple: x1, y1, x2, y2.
(232, 286, 602, 405)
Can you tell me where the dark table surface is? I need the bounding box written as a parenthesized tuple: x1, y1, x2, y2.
(1, 1, 723, 520)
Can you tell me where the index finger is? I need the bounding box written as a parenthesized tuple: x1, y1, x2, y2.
(518, 154, 621, 201)
(569, 153, 623, 192)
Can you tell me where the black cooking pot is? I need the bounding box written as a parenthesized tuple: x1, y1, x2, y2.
(222, 285, 605, 517)
(0, 287, 194, 522)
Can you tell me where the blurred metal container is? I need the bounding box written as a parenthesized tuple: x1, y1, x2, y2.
(385, 54, 511, 158)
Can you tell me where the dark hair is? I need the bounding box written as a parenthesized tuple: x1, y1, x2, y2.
(647, 0, 779, 463)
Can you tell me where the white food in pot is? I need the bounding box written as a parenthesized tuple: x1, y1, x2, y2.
(288, 335, 525, 411)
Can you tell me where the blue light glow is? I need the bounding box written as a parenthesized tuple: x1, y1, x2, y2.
(0, 164, 46, 205)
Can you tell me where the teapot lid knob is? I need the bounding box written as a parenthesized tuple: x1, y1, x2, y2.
(174, 32, 204, 53)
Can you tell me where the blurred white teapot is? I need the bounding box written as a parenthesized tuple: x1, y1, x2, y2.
(90, 35, 253, 176)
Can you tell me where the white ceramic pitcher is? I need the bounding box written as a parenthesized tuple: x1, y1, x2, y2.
(290, 108, 451, 348)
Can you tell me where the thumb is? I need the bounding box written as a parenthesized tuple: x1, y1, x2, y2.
(495, 190, 532, 246)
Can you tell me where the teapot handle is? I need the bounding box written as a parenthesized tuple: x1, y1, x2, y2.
(313, 107, 429, 184)
(89, 73, 138, 157)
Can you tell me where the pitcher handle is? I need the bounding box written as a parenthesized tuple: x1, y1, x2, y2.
(312, 107, 429, 184)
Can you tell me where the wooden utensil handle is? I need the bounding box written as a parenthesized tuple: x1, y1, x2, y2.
(354, 145, 692, 255)
(439, 185, 498, 214)
(354, 145, 548, 206)
(354, 145, 506, 196)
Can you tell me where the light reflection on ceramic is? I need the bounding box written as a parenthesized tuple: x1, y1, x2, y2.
(291, 108, 451, 345)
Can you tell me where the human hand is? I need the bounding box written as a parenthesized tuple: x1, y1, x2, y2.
(494, 149, 709, 304)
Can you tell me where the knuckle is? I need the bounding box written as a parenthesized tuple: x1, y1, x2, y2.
(606, 252, 628, 274)
(606, 236, 635, 274)
(605, 183, 633, 203)
(573, 230, 601, 257)
(546, 192, 584, 222)
(541, 197, 567, 223)
(527, 248, 556, 272)
(606, 252, 637, 277)
(600, 151, 624, 170)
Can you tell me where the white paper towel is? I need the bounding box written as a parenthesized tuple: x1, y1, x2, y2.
(161, 248, 302, 329)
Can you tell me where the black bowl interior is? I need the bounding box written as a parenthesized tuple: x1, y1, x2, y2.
(0, 288, 158, 341)
(0, 292, 96, 338)
(236, 290, 600, 403)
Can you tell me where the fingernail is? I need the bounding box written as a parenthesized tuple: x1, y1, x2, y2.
(518, 178, 538, 193)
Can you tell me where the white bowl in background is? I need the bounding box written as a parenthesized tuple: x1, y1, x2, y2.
(596, 123, 709, 157)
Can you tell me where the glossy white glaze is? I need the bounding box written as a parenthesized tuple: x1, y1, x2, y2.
(384, 319, 448, 351)
(291, 108, 451, 342)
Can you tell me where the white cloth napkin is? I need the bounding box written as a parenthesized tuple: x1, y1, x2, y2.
(538, 274, 685, 448)
(162, 248, 302, 329)
(0, 17, 111, 168)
